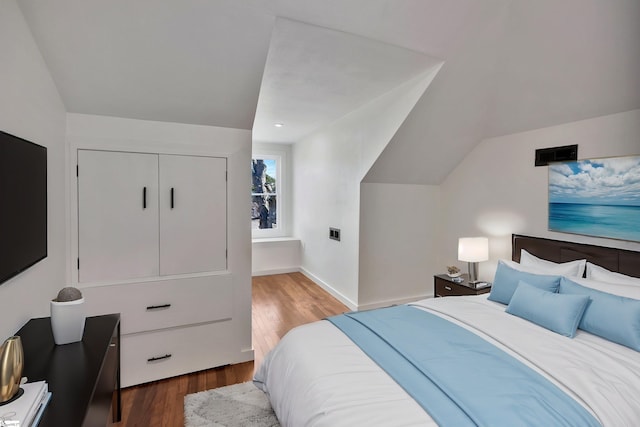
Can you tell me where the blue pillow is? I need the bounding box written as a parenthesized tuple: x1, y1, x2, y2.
(488, 261, 561, 305)
(506, 281, 590, 337)
(559, 277, 640, 351)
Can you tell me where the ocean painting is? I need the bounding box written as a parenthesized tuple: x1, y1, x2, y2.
(548, 155, 640, 242)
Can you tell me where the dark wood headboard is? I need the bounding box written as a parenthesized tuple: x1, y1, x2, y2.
(512, 234, 640, 279)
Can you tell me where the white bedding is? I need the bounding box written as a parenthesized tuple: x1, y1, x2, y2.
(254, 295, 640, 427)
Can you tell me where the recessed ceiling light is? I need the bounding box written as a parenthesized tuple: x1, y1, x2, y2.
(274, 123, 284, 128)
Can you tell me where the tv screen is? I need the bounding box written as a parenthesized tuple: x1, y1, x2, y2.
(0, 130, 47, 285)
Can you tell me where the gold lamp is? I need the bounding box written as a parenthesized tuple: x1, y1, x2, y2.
(0, 336, 24, 404)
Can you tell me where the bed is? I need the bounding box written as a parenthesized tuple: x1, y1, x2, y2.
(254, 234, 640, 426)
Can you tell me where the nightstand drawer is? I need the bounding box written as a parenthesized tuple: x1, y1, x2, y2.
(434, 275, 491, 297)
(435, 280, 470, 297)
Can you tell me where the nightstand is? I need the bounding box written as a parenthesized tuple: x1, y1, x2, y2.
(434, 274, 491, 298)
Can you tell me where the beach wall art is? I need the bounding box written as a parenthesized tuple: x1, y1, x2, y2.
(548, 155, 640, 242)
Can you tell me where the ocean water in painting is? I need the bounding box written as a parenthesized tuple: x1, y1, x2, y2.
(549, 203, 640, 242)
(548, 156, 640, 242)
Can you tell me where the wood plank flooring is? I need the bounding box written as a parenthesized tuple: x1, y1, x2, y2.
(114, 272, 348, 426)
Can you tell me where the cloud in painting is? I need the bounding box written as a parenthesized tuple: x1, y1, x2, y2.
(549, 156, 640, 206)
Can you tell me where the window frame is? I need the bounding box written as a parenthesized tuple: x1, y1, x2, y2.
(252, 147, 288, 239)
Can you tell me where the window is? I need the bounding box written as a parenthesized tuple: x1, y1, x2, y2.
(252, 144, 290, 239)
(252, 156, 280, 232)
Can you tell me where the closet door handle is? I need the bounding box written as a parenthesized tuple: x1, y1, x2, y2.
(143, 187, 147, 209)
(170, 187, 174, 209)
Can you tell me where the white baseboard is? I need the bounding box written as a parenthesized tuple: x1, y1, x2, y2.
(255, 268, 431, 312)
(299, 267, 357, 311)
(252, 267, 300, 277)
(239, 347, 255, 361)
(357, 294, 432, 311)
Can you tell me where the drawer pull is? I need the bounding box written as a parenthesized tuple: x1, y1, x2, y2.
(146, 304, 171, 310)
(445, 286, 452, 291)
(147, 354, 172, 363)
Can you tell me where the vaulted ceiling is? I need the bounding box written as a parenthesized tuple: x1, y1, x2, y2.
(364, 0, 640, 184)
(18, 0, 640, 184)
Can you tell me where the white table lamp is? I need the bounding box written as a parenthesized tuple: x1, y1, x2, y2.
(458, 237, 489, 284)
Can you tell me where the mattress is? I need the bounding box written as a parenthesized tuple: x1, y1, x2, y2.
(254, 295, 640, 426)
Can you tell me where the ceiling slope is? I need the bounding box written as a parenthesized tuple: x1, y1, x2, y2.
(364, 0, 640, 185)
(18, 0, 275, 129)
(273, 0, 505, 58)
(18, 0, 638, 185)
(18, 0, 507, 138)
(253, 18, 441, 143)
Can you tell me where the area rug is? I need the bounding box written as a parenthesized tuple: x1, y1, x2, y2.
(184, 381, 280, 427)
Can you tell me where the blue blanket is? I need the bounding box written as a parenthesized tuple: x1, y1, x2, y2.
(327, 305, 600, 427)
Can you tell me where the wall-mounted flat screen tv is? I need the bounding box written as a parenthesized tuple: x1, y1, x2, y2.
(0, 130, 47, 285)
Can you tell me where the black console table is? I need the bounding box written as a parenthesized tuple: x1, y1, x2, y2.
(15, 314, 121, 426)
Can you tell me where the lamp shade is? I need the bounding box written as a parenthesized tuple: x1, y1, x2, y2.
(458, 237, 489, 262)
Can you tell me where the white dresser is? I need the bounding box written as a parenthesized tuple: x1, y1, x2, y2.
(74, 148, 250, 387)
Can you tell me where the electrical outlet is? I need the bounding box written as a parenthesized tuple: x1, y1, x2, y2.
(329, 227, 341, 241)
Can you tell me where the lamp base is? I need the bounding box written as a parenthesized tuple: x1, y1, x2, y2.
(0, 387, 24, 406)
(467, 262, 480, 284)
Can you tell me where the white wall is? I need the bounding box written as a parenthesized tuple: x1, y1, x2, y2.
(0, 0, 67, 339)
(65, 113, 253, 357)
(293, 125, 361, 307)
(293, 68, 437, 308)
(252, 238, 301, 276)
(440, 109, 640, 282)
(359, 183, 440, 309)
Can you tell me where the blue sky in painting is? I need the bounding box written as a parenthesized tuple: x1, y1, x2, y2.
(549, 156, 640, 206)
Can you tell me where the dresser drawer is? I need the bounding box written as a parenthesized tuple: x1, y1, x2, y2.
(82, 274, 232, 334)
(120, 321, 241, 387)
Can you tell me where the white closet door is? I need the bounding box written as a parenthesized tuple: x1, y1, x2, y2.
(78, 150, 160, 282)
(159, 155, 227, 275)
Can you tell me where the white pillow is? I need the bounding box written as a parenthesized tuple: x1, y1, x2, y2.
(520, 249, 586, 278)
(501, 259, 556, 275)
(567, 276, 640, 300)
(586, 262, 640, 286)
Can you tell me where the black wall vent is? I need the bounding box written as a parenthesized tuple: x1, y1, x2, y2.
(535, 144, 578, 166)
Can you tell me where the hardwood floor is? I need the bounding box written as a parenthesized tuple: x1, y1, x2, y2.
(114, 272, 348, 426)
